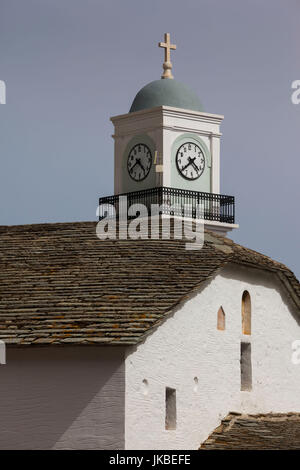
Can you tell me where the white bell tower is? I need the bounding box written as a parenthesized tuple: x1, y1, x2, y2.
(107, 34, 238, 236)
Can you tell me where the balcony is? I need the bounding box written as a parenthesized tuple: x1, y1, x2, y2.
(98, 186, 235, 224)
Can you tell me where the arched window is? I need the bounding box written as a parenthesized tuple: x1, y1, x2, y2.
(217, 306, 225, 331)
(242, 291, 251, 335)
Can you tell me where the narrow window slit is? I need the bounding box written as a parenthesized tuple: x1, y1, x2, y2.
(217, 306, 225, 330)
(241, 342, 252, 391)
(165, 387, 176, 430)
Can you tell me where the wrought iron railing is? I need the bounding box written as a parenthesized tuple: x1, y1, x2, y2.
(98, 187, 235, 224)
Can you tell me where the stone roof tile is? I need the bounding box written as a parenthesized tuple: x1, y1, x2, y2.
(200, 413, 300, 450)
(0, 220, 299, 346)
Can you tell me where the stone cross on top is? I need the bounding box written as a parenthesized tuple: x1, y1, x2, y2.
(158, 33, 176, 79)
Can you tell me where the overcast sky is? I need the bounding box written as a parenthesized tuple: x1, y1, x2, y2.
(0, 0, 299, 277)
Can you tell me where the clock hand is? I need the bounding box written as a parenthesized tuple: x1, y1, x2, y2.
(181, 157, 193, 172)
(191, 161, 199, 173)
(136, 159, 146, 173)
(129, 160, 139, 173)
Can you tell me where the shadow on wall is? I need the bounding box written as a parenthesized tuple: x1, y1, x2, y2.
(0, 346, 125, 450)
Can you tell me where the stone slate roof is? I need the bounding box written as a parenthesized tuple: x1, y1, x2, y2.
(0, 220, 299, 346)
(200, 412, 300, 450)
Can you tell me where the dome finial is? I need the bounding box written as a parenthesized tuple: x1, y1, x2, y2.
(158, 33, 176, 79)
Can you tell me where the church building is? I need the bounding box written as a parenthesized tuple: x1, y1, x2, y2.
(0, 34, 299, 450)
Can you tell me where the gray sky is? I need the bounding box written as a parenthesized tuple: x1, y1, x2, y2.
(0, 0, 299, 277)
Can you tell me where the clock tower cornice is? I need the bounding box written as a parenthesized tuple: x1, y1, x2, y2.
(112, 128, 222, 140)
(111, 105, 224, 124)
(111, 106, 224, 139)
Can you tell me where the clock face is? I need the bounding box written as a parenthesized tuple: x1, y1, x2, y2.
(127, 143, 152, 182)
(176, 142, 205, 180)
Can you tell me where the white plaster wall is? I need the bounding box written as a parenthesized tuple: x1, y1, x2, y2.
(0, 347, 125, 449)
(125, 265, 300, 449)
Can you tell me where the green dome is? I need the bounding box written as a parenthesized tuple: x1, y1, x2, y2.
(129, 79, 203, 113)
